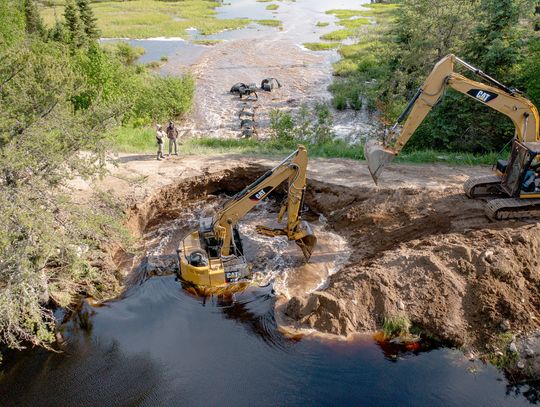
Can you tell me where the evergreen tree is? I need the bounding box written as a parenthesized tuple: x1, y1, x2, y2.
(64, 0, 86, 48)
(23, 0, 46, 38)
(465, 0, 521, 77)
(49, 20, 68, 43)
(76, 0, 100, 40)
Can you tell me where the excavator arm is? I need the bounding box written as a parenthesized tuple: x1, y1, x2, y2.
(365, 54, 540, 183)
(213, 145, 316, 260)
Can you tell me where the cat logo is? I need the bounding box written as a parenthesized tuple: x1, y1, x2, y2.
(249, 187, 272, 201)
(467, 89, 497, 103)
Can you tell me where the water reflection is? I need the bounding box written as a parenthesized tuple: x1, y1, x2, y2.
(0, 274, 535, 406)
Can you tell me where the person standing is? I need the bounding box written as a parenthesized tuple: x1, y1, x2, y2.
(156, 124, 166, 161)
(166, 120, 179, 156)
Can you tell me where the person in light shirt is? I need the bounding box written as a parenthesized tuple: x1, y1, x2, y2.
(155, 124, 166, 161)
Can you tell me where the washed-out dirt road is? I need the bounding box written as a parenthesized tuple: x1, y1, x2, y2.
(76, 152, 540, 381)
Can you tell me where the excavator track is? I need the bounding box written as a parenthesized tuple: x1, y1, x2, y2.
(485, 198, 540, 220)
(463, 175, 504, 198)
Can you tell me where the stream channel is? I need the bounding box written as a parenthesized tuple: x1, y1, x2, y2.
(1, 1, 539, 405)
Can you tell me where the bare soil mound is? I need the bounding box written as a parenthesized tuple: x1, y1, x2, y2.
(285, 182, 540, 353)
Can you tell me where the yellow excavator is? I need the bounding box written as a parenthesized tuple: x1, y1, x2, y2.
(177, 145, 317, 288)
(364, 54, 540, 220)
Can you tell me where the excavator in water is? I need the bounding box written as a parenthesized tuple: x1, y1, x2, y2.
(364, 54, 540, 220)
(177, 145, 317, 288)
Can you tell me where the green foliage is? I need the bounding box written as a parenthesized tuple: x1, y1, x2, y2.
(0, 3, 194, 353)
(266, 4, 279, 10)
(382, 314, 412, 340)
(489, 332, 519, 369)
(0, 0, 25, 46)
(269, 110, 295, 143)
(0, 37, 130, 350)
(127, 74, 195, 124)
(76, 0, 100, 40)
(24, 0, 46, 38)
(269, 104, 334, 145)
(328, 79, 364, 110)
(519, 37, 540, 107)
(103, 42, 145, 66)
(64, 0, 86, 48)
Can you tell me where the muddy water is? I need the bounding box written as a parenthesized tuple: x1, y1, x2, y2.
(0, 195, 537, 406)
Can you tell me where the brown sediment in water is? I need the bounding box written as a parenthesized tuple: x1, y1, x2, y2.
(116, 160, 540, 363)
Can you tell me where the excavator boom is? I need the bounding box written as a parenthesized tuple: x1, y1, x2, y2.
(365, 54, 540, 184)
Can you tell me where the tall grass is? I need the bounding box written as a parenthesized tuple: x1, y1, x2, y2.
(382, 315, 411, 340)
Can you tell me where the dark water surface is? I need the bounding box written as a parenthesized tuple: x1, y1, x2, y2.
(0, 274, 536, 407)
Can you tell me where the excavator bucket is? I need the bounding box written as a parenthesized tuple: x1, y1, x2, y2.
(294, 221, 317, 261)
(364, 140, 397, 184)
(257, 222, 317, 261)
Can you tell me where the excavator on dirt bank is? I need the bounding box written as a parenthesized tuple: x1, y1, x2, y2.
(364, 54, 540, 220)
(177, 146, 317, 288)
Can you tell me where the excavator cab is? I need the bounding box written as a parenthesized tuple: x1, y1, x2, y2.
(500, 140, 540, 197)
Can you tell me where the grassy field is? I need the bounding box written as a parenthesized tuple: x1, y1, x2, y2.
(110, 128, 500, 166)
(41, 0, 250, 38)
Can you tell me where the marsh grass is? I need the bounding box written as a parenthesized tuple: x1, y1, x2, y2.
(41, 0, 250, 38)
(256, 19, 282, 27)
(320, 29, 354, 41)
(303, 42, 340, 51)
(266, 4, 279, 10)
(316, 21, 329, 27)
(192, 39, 223, 45)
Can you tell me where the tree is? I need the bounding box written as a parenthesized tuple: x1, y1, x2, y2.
(76, 0, 100, 40)
(0, 0, 25, 46)
(465, 0, 521, 77)
(49, 20, 68, 43)
(64, 0, 85, 48)
(24, 0, 45, 38)
(0, 39, 126, 351)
